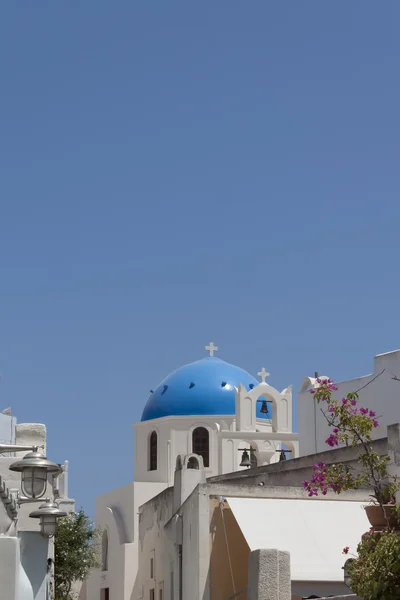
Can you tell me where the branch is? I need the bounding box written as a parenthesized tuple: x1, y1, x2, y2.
(355, 368, 385, 393)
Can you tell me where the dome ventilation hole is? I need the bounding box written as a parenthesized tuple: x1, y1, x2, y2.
(221, 381, 227, 387)
(249, 383, 255, 389)
(150, 389, 154, 394)
(161, 385, 168, 395)
(189, 382, 195, 389)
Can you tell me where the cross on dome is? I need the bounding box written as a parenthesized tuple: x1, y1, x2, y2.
(258, 367, 270, 383)
(205, 342, 218, 357)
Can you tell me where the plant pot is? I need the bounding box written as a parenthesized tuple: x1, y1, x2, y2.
(364, 504, 398, 528)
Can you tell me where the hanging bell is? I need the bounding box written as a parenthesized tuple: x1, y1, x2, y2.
(240, 450, 252, 468)
(279, 449, 287, 462)
(260, 400, 269, 415)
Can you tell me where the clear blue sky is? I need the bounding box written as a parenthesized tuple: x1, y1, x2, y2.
(1, 2, 399, 514)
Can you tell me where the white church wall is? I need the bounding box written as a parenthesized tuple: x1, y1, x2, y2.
(87, 483, 134, 600)
(298, 350, 400, 456)
(87, 480, 167, 600)
(138, 484, 210, 600)
(137, 488, 175, 600)
(134, 415, 235, 484)
(181, 485, 210, 600)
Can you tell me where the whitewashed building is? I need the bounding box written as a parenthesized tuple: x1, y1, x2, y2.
(298, 348, 400, 456)
(86, 346, 298, 600)
(0, 411, 73, 600)
(85, 345, 400, 600)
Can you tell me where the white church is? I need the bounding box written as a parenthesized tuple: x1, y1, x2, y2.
(84, 345, 400, 600)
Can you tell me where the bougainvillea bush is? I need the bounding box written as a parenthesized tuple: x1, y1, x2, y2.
(302, 377, 399, 506)
(304, 377, 400, 600)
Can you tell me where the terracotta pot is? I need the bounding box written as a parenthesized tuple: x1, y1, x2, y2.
(364, 504, 398, 528)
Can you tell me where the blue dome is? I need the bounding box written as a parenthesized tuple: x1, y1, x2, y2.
(141, 357, 270, 421)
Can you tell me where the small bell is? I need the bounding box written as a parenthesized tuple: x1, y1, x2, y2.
(260, 400, 269, 415)
(279, 449, 287, 462)
(240, 450, 252, 468)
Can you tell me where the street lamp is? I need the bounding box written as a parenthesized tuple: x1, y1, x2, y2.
(29, 500, 67, 538)
(9, 447, 61, 499)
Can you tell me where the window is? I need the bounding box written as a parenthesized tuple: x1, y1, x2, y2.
(150, 557, 154, 579)
(100, 589, 109, 600)
(159, 588, 163, 600)
(150, 590, 155, 600)
(101, 530, 108, 571)
(192, 427, 209, 467)
(149, 431, 157, 471)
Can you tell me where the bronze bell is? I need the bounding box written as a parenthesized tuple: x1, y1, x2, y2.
(240, 450, 252, 468)
(279, 449, 287, 462)
(260, 400, 269, 415)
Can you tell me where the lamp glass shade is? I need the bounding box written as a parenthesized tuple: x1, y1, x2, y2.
(40, 515, 57, 538)
(21, 467, 47, 499)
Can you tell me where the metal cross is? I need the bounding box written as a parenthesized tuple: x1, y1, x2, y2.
(258, 367, 270, 383)
(205, 342, 218, 357)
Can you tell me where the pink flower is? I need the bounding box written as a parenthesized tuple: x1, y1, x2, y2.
(351, 399, 357, 406)
(310, 389, 315, 394)
(328, 405, 335, 413)
(333, 428, 339, 433)
(373, 419, 379, 428)
(326, 434, 339, 447)
(360, 407, 368, 415)
(369, 410, 376, 417)
(343, 546, 349, 554)
(342, 398, 348, 404)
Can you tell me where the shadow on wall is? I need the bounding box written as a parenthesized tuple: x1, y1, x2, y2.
(209, 499, 249, 600)
(19, 532, 49, 600)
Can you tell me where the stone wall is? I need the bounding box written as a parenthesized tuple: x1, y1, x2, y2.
(208, 436, 388, 489)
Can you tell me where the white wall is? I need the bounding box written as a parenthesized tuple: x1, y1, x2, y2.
(19, 533, 48, 600)
(86, 481, 167, 600)
(137, 488, 175, 600)
(134, 415, 235, 484)
(137, 482, 210, 600)
(0, 413, 16, 448)
(298, 350, 400, 456)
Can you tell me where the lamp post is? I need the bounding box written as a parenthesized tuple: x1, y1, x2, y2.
(9, 447, 61, 500)
(0, 443, 67, 537)
(29, 500, 67, 538)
